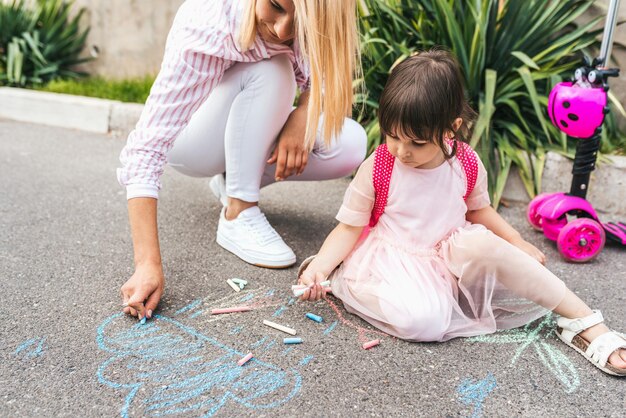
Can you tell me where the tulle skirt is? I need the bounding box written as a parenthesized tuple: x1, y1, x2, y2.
(330, 224, 567, 342)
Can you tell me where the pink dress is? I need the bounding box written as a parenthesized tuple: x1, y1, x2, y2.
(330, 153, 567, 342)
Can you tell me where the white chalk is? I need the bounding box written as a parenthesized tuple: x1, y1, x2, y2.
(263, 320, 297, 335)
(227, 279, 241, 292)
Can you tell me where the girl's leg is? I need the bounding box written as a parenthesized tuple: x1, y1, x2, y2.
(445, 228, 626, 367)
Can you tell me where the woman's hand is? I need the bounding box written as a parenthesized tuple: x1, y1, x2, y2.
(298, 268, 327, 302)
(510, 236, 546, 265)
(267, 106, 308, 181)
(121, 262, 164, 319)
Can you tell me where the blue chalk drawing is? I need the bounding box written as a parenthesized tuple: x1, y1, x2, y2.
(240, 293, 255, 302)
(250, 337, 268, 349)
(15, 337, 46, 358)
(96, 314, 301, 417)
(467, 313, 579, 393)
(272, 306, 287, 317)
(282, 347, 294, 356)
(299, 356, 314, 367)
(265, 289, 275, 296)
(323, 321, 338, 336)
(457, 373, 496, 418)
(189, 310, 205, 319)
(174, 300, 203, 315)
(262, 341, 276, 352)
(230, 326, 244, 335)
(287, 298, 296, 306)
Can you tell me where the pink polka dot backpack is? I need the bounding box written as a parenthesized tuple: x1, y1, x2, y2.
(368, 141, 478, 228)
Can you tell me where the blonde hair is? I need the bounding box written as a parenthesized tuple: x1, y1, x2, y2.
(239, 0, 361, 150)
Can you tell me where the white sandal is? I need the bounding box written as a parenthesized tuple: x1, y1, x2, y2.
(556, 310, 626, 377)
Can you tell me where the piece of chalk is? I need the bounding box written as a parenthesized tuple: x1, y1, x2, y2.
(227, 279, 241, 292)
(237, 352, 254, 366)
(122, 302, 129, 308)
(319, 280, 331, 287)
(362, 339, 380, 350)
(283, 337, 302, 344)
(263, 320, 297, 335)
(231, 278, 248, 285)
(238, 282, 245, 290)
(293, 288, 307, 297)
(139, 316, 147, 325)
(305, 313, 323, 323)
(292, 284, 307, 290)
(211, 306, 252, 315)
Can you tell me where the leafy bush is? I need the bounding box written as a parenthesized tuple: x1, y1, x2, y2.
(0, 0, 90, 87)
(357, 0, 626, 205)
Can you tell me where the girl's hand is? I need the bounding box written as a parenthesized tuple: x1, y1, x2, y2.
(298, 269, 327, 302)
(267, 107, 308, 181)
(120, 262, 165, 320)
(510, 236, 546, 265)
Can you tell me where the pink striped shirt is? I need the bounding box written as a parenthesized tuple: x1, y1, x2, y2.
(117, 0, 310, 199)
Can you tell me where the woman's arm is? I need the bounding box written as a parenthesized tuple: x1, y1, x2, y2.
(299, 222, 364, 301)
(267, 90, 311, 180)
(120, 198, 165, 320)
(467, 206, 546, 264)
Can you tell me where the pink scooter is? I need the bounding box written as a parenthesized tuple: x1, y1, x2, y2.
(527, 0, 626, 262)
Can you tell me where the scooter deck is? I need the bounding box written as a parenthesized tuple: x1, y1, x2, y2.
(602, 221, 626, 245)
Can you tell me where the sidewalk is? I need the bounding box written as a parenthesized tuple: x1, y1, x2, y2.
(0, 119, 624, 417)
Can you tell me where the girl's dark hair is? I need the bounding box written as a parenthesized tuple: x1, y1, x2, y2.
(378, 49, 476, 159)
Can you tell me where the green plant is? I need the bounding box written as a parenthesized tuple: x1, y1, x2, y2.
(36, 76, 155, 103)
(0, 0, 90, 87)
(357, 0, 625, 206)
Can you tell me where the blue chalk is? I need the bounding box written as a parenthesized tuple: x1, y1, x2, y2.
(305, 313, 323, 323)
(140, 317, 147, 325)
(284, 338, 302, 344)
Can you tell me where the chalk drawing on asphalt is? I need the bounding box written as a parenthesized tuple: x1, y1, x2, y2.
(457, 373, 497, 418)
(467, 313, 579, 393)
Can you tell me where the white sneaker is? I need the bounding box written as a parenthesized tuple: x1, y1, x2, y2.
(209, 173, 227, 206)
(217, 206, 296, 268)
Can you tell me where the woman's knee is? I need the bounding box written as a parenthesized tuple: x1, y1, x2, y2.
(326, 118, 367, 176)
(245, 54, 297, 105)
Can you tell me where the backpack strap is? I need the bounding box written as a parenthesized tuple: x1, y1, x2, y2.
(454, 141, 479, 200)
(369, 143, 395, 227)
(368, 141, 478, 228)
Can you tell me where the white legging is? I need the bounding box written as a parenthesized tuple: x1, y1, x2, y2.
(167, 54, 367, 202)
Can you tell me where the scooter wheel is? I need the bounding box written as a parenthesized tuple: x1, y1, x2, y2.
(557, 218, 606, 263)
(527, 193, 551, 231)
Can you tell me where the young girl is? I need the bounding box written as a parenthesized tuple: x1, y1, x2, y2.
(119, 0, 366, 320)
(298, 50, 626, 376)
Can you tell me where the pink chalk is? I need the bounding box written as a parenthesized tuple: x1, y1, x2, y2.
(362, 339, 380, 350)
(211, 306, 252, 315)
(237, 353, 254, 366)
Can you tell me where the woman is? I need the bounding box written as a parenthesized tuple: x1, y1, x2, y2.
(117, 0, 367, 319)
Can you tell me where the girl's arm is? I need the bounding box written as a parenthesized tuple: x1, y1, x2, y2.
(466, 206, 546, 264)
(299, 222, 364, 301)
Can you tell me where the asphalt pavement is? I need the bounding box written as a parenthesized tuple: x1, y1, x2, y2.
(1, 119, 625, 417)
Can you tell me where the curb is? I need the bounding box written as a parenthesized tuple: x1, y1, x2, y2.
(1, 87, 625, 216)
(0, 87, 142, 136)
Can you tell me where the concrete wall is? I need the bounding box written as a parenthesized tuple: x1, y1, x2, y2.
(72, 0, 185, 79)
